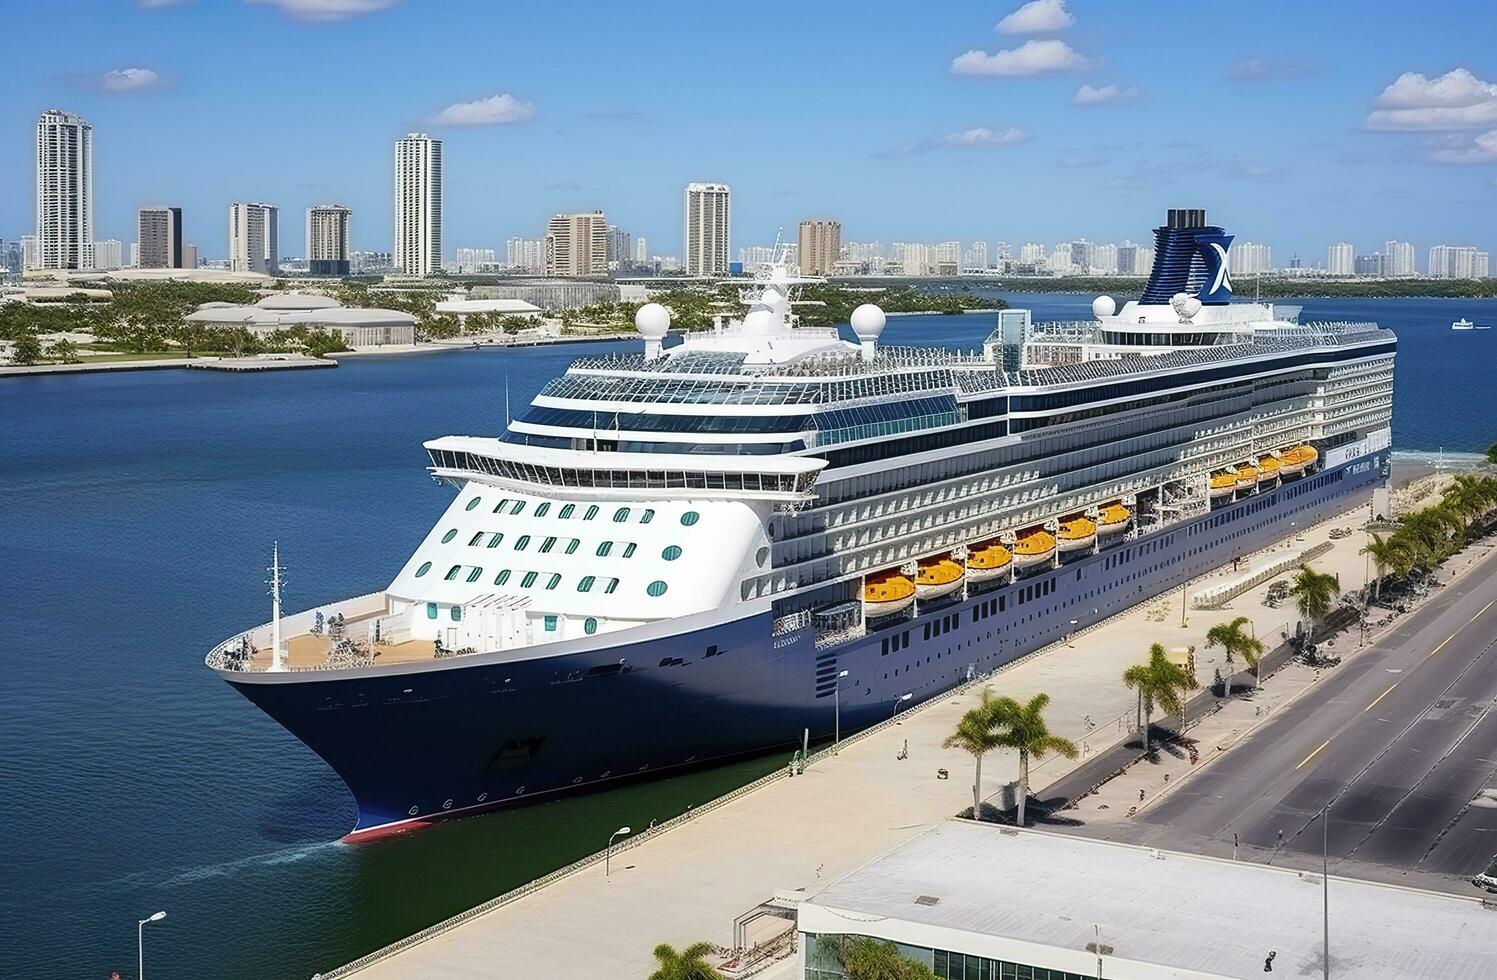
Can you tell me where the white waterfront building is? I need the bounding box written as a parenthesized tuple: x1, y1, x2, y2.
(35, 109, 93, 271)
(90, 239, 123, 271)
(394, 133, 443, 277)
(1428, 244, 1489, 279)
(683, 182, 731, 276)
(1232, 240, 1273, 275)
(1384, 239, 1416, 277)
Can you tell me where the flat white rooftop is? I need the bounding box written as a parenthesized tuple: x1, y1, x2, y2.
(801, 821, 1497, 980)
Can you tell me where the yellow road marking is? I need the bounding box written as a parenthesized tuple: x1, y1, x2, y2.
(1430, 634, 1455, 656)
(1297, 739, 1332, 770)
(1365, 683, 1398, 713)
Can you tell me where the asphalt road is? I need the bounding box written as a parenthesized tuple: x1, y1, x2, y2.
(1100, 541, 1497, 893)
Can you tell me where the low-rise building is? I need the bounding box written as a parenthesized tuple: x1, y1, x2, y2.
(800, 821, 1497, 980)
(184, 294, 416, 347)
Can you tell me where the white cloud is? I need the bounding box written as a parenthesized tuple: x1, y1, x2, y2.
(429, 94, 536, 127)
(1366, 68, 1497, 131)
(1427, 130, 1497, 164)
(100, 67, 163, 92)
(940, 127, 1028, 147)
(996, 0, 1073, 34)
(245, 0, 397, 22)
(951, 39, 1093, 77)
(1073, 83, 1137, 106)
(1226, 57, 1319, 82)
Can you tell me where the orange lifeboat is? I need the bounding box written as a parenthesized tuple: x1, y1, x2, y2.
(1013, 528, 1056, 570)
(915, 555, 964, 601)
(1278, 444, 1317, 478)
(1256, 454, 1281, 484)
(864, 568, 915, 618)
(1057, 515, 1097, 554)
(966, 540, 1013, 583)
(1209, 471, 1237, 500)
(1234, 464, 1259, 490)
(1097, 502, 1132, 539)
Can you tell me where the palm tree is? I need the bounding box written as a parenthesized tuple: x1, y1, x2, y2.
(1290, 564, 1341, 640)
(648, 941, 723, 980)
(1204, 616, 1266, 693)
(987, 692, 1078, 828)
(1123, 643, 1196, 754)
(943, 688, 1004, 821)
(1359, 532, 1402, 602)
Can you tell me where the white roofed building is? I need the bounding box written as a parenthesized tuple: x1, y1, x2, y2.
(185, 294, 416, 346)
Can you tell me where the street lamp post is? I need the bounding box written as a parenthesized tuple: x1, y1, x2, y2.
(834, 670, 849, 753)
(606, 826, 631, 878)
(138, 911, 166, 980)
(1321, 804, 1331, 980)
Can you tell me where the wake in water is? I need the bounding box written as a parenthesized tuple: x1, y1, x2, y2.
(1392, 449, 1489, 469)
(102, 839, 349, 892)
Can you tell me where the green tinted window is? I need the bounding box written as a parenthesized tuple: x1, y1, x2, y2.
(441, 529, 458, 543)
(465, 497, 482, 511)
(577, 575, 596, 592)
(584, 617, 598, 635)
(662, 546, 682, 561)
(444, 565, 462, 581)
(559, 504, 576, 519)
(415, 561, 432, 577)
(680, 511, 700, 526)
(646, 580, 668, 597)
(521, 571, 538, 588)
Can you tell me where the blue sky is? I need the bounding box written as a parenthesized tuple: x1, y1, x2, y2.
(3, 0, 1495, 262)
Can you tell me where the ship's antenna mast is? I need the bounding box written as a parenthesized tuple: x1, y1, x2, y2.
(267, 541, 286, 672)
(503, 356, 511, 426)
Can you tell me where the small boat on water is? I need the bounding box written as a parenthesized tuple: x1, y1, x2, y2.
(915, 555, 965, 601)
(965, 539, 1013, 583)
(1453, 318, 1474, 331)
(1097, 502, 1132, 539)
(1057, 515, 1097, 553)
(1013, 528, 1056, 570)
(864, 567, 915, 618)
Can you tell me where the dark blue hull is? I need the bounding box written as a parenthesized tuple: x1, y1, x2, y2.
(227, 453, 1388, 836)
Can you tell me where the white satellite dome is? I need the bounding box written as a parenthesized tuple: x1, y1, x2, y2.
(634, 302, 670, 339)
(850, 303, 887, 341)
(635, 302, 670, 359)
(1091, 295, 1116, 319)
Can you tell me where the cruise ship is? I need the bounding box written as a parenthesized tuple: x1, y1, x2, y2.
(207, 209, 1396, 840)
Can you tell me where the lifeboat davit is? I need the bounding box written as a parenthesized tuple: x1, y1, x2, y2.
(1234, 464, 1259, 491)
(864, 567, 915, 619)
(966, 540, 1013, 583)
(1278, 444, 1317, 478)
(1097, 502, 1132, 539)
(1057, 515, 1097, 554)
(1013, 528, 1056, 570)
(1209, 472, 1237, 500)
(916, 555, 965, 601)
(1256, 454, 1281, 484)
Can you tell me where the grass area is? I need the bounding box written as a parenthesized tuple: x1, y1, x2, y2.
(75, 350, 204, 362)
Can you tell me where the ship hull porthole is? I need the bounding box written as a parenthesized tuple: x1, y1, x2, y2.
(408, 805, 419, 816)
(442, 799, 453, 810)
(572, 776, 583, 785)
(477, 792, 488, 803)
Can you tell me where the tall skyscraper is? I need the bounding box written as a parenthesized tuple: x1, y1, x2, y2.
(20, 235, 40, 270)
(35, 109, 93, 270)
(963, 241, 988, 271)
(634, 237, 648, 263)
(394, 133, 443, 277)
(228, 202, 279, 274)
(544, 211, 609, 277)
(797, 219, 842, 276)
(306, 204, 352, 276)
(682, 182, 731, 276)
(1327, 242, 1354, 276)
(91, 239, 123, 271)
(506, 237, 545, 273)
(137, 206, 183, 269)
(935, 241, 961, 276)
(182, 243, 198, 270)
(1018, 242, 1048, 266)
(1383, 240, 1415, 277)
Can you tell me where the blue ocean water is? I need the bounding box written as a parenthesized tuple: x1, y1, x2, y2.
(0, 294, 1491, 979)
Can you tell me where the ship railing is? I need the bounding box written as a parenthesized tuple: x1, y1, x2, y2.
(814, 623, 866, 649)
(771, 610, 812, 635)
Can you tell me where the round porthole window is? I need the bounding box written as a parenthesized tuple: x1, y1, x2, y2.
(662, 545, 682, 561)
(441, 529, 458, 543)
(585, 617, 598, 635)
(465, 497, 482, 511)
(756, 547, 770, 568)
(415, 561, 432, 577)
(680, 511, 700, 526)
(647, 580, 668, 597)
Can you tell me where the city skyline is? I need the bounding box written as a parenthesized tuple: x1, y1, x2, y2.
(2, 1, 1495, 263)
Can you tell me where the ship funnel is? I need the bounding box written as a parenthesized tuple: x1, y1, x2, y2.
(851, 303, 886, 362)
(635, 303, 670, 360)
